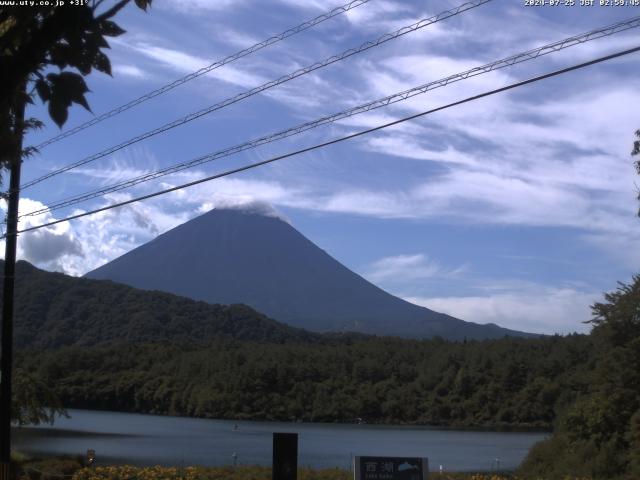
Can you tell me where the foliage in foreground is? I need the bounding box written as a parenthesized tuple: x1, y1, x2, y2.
(11, 368, 66, 426)
(1, 0, 152, 187)
(63, 465, 588, 480)
(71, 465, 349, 480)
(65, 465, 556, 480)
(518, 276, 640, 480)
(13, 453, 84, 480)
(10, 458, 594, 480)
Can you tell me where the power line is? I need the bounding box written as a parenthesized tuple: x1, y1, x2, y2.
(21, 0, 492, 190)
(9, 44, 640, 238)
(21, 15, 640, 219)
(33, 0, 373, 150)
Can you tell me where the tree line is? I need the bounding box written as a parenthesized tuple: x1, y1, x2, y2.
(17, 334, 592, 429)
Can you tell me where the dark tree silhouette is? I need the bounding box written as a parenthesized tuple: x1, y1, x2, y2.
(0, 3, 152, 471)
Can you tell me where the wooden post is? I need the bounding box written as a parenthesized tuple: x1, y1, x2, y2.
(0, 87, 25, 480)
(272, 432, 297, 480)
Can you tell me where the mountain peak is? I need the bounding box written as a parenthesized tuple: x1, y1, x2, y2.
(199, 200, 290, 224)
(86, 207, 535, 340)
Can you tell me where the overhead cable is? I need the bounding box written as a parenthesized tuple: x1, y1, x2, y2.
(21, 15, 640, 218)
(10, 44, 640, 238)
(33, 0, 373, 150)
(21, 0, 492, 190)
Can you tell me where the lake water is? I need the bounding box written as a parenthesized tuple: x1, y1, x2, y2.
(13, 409, 548, 472)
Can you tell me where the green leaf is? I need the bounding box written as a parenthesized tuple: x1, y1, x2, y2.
(34, 78, 51, 102)
(46, 72, 92, 125)
(100, 19, 126, 37)
(22, 146, 40, 159)
(58, 72, 89, 93)
(92, 32, 110, 49)
(75, 93, 91, 112)
(134, 0, 152, 10)
(24, 118, 45, 130)
(93, 50, 112, 76)
(75, 54, 93, 75)
(49, 44, 72, 70)
(48, 98, 68, 128)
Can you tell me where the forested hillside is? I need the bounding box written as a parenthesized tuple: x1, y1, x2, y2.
(3, 260, 319, 348)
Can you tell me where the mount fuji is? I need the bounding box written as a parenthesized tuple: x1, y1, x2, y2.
(86, 205, 533, 340)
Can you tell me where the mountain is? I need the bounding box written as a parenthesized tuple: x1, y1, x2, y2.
(2, 260, 319, 349)
(86, 206, 533, 340)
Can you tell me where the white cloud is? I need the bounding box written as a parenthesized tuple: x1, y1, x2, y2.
(364, 135, 479, 166)
(133, 44, 267, 89)
(2, 176, 307, 276)
(198, 199, 291, 224)
(365, 253, 465, 283)
(158, 0, 243, 14)
(405, 284, 599, 335)
(273, 0, 332, 11)
(262, 75, 338, 111)
(0, 199, 84, 275)
(160, 174, 310, 209)
(317, 189, 417, 218)
(113, 64, 148, 79)
(343, 0, 414, 30)
(582, 229, 640, 268)
(20, 229, 83, 265)
(55, 74, 640, 268)
(212, 26, 260, 49)
(71, 146, 159, 187)
(0, 195, 182, 276)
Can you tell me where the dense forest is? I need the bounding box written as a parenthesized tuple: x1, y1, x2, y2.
(17, 334, 592, 429)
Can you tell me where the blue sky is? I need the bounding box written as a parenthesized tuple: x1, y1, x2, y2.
(5, 0, 640, 334)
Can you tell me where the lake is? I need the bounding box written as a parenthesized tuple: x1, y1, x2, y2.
(13, 409, 548, 472)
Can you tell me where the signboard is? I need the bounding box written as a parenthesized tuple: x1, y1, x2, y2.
(354, 456, 428, 480)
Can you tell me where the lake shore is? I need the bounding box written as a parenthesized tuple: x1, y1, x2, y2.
(14, 405, 553, 434)
(12, 409, 548, 472)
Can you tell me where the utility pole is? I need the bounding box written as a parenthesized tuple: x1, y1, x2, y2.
(0, 86, 26, 480)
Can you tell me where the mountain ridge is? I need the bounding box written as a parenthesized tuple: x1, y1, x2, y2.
(1, 259, 322, 349)
(86, 206, 535, 340)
